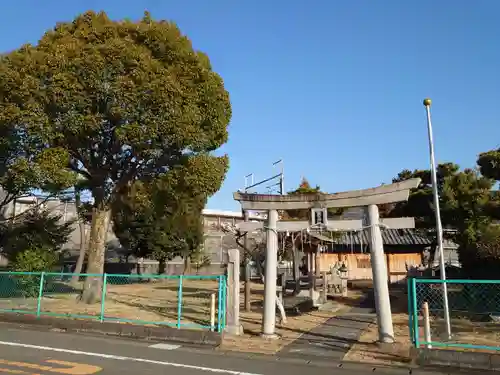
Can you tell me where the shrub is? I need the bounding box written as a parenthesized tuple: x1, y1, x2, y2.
(11, 246, 58, 272)
(10, 247, 58, 297)
(459, 224, 500, 279)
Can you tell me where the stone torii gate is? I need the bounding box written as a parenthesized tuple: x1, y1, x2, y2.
(233, 178, 421, 343)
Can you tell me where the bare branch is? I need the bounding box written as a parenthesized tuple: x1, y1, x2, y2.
(0, 194, 56, 222)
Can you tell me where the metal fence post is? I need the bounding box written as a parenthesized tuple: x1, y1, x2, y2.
(217, 276, 222, 333)
(407, 277, 414, 344)
(36, 272, 45, 317)
(177, 275, 183, 329)
(223, 276, 227, 329)
(411, 278, 419, 348)
(100, 274, 108, 323)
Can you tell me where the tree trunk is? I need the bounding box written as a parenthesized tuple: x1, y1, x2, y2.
(81, 206, 111, 304)
(158, 259, 166, 275)
(71, 191, 87, 286)
(183, 256, 191, 275)
(276, 293, 287, 325)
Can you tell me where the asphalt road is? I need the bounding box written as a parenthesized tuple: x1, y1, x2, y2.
(0, 323, 454, 375)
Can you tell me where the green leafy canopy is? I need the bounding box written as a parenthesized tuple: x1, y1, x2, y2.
(0, 10, 231, 208)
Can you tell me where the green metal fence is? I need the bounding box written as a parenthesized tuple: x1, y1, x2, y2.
(408, 278, 500, 351)
(0, 272, 226, 332)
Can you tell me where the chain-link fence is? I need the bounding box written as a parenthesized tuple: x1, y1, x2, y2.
(0, 272, 226, 332)
(408, 278, 500, 351)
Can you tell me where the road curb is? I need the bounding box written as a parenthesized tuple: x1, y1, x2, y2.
(415, 347, 500, 372)
(0, 313, 221, 347)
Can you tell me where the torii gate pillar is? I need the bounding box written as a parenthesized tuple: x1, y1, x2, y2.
(262, 209, 279, 338)
(366, 204, 394, 342)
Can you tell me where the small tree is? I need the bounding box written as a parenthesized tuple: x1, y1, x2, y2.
(1, 209, 73, 295)
(1, 209, 73, 261)
(113, 164, 216, 274)
(190, 243, 212, 274)
(458, 225, 500, 279)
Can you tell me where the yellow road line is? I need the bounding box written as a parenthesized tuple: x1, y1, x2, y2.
(45, 360, 102, 374)
(0, 367, 38, 374)
(0, 360, 51, 372)
(0, 359, 101, 374)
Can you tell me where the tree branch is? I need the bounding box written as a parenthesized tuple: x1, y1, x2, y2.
(68, 158, 91, 180)
(0, 194, 55, 223)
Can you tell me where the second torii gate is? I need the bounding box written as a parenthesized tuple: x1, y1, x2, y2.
(233, 178, 421, 343)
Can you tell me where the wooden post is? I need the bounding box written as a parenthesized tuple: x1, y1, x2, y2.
(210, 293, 216, 331)
(423, 301, 432, 348)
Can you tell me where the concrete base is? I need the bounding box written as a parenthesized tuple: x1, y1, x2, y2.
(224, 324, 243, 336)
(318, 301, 342, 312)
(416, 347, 500, 371)
(296, 289, 310, 298)
(310, 290, 321, 307)
(0, 312, 222, 346)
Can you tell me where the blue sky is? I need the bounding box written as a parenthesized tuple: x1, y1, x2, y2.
(2, 1, 499, 210)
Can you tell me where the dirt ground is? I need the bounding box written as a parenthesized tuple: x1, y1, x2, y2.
(0, 277, 362, 354)
(0, 278, 220, 328)
(343, 287, 500, 366)
(343, 313, 414, 366)
(6, 276, 499, 362)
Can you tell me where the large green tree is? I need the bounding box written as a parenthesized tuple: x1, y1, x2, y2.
(388, 163, 460, 226)
(386, 163, 460, 264)
(477, 147, 500, 220)
(389, 159, 499, 275)
(0, 100, 74, 221)
(0, 11, 231, 303)
(441, 168, 495, 273)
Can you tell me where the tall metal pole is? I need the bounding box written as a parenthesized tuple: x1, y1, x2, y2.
(423, 98, 452, 339)
(273, 160, 284, 195)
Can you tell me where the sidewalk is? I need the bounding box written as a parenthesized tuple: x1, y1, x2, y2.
(219, 284, 368, 356)
(278, 297, 375, 360)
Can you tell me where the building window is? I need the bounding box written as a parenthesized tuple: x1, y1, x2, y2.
(204, 217, 219, 231)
